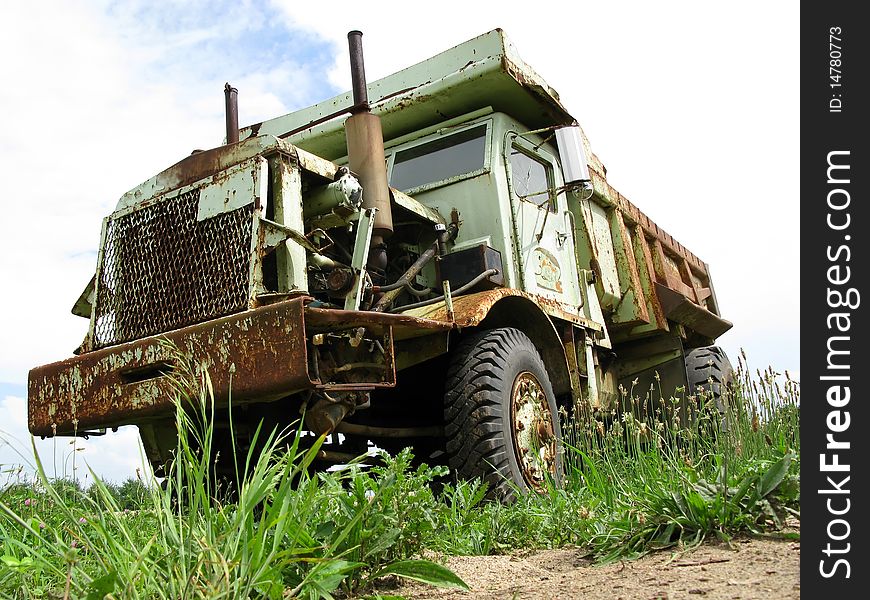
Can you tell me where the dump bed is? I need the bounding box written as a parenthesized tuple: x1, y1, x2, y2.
(583, 162, 731, 343)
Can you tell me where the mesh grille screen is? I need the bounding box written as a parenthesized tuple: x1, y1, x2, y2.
(93, 189, 254, 349)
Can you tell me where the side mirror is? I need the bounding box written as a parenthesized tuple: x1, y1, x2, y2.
(555, 126, 591, 190)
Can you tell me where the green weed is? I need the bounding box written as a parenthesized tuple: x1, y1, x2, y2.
(1, 352, 798, 597)
(0, 360, 466, 599)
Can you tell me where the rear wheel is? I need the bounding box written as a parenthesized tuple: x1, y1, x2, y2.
(444, 328, 562, 501)
(684, 345, 734, 430)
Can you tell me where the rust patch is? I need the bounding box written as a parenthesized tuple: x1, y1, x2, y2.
(29, 299, 461, 436)
(501, 56, 574, 127)
(29, 298, 315, 436)
(394, 93, 434, 111)
(119, 136, 300, 207)
(655, 284, 733, 339)
(609, 210, 649, 326)
(304, 303, 452, 341)
(635, 224, 669, 330)
(405, 288, 601, 332)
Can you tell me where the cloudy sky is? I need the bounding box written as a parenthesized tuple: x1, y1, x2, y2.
(0, 1, 799, 484)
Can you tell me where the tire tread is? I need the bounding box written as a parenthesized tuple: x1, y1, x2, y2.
(444, 328, 551, 499)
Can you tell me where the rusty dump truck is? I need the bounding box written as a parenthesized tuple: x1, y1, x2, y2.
(29, 29, 732, 497)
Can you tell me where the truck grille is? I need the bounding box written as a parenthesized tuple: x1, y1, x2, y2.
(93, 189, 254, 349)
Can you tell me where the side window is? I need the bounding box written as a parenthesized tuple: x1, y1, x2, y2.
(510, 147, 554, 211)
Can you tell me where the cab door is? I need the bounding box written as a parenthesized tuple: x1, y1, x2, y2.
(506, 136, 581, 310)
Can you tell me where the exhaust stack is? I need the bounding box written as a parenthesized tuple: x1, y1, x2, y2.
(224, 83, 239, 145)
(348, 30, 369, 109)
(345, 31, 393, 243)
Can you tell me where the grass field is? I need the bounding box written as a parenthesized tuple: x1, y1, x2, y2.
(1, 353, 799, 599)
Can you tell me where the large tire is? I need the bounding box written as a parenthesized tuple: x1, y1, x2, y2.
(684, 345, 734, 428)
(444, 327, 562, 501)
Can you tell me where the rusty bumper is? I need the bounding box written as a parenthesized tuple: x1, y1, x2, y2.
(28, 297, 453, 437)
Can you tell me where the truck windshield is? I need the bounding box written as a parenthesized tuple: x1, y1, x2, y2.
(390, 124, 486, 192)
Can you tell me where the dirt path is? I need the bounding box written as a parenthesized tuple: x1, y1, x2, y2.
(390, 536, 800, 599)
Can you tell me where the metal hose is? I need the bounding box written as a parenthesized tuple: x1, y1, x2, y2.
(388, 268, 499, 313)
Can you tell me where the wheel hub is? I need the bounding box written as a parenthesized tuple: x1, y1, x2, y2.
(511, 371, 557, 490)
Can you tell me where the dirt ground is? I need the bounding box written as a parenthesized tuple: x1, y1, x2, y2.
(389, 535, 800, 600)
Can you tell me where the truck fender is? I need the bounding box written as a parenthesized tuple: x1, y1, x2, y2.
(399, 289, 572, 397)
(475, 295, 570, 398)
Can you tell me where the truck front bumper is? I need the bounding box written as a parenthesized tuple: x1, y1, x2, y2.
(28, 297, 452, 437)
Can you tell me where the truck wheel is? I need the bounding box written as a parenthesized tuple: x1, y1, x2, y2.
(444, 327, 562, 501)
(684, 345, 734, 427)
